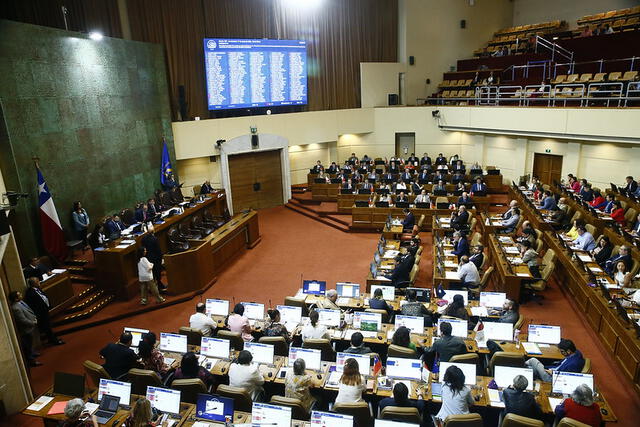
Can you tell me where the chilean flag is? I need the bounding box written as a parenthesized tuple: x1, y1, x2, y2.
(37, 168, 67, 261)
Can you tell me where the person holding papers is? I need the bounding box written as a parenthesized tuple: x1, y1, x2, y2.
(344, 332, 373, 355)
(525, 339, 585, 381)
(228, 303, 254, 342)
(457, 256, 480, 290)
(424, 321, 467, 362)
(173, 352, 215, 388)
(99, 332, 138, 379)
(229, 350, 265, 400)
(443, 294, 469, 320)
(61, 398, 98, 427)
(335, 358, 366, 404)
(502, 375, 543, 421)
(137, 248, 165, 306)
(285, 358, 313, 412)
(435, 365, 474, 422)
(264, 309, 291, 343)
(573, 226, 596, 251)
(392, 326, 417, 352)
(554, 384, 602, 427)
(23, 257, 52, 281)
(301, 309, 330, 341)
(189, 302, 216, 336)
(25, 277, 64, 345)
(369, 288, 393, 318)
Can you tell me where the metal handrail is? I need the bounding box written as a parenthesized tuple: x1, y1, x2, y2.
(625, 81, 640, 107)
(535, 35, 573, 63)
(553, 56, 640, 77)
(586, 82, 624, 107)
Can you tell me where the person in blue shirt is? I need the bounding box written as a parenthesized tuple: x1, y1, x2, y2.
(525, 339, 585, 382)
(540, 191, 557, 210)
(452, 231, 470, 261)
(369, 288, 393, 316)
(602, 194, 615, 213)
(501, 207, 520, 233)
(572, 226, 596, 251)
(579, 183, 594, 202)
(471, 177, 487, 194)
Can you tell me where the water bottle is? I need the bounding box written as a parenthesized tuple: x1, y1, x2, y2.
(514, 329, 521, 349)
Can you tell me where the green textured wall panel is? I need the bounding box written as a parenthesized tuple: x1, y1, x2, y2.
(0, 20, 175, 260)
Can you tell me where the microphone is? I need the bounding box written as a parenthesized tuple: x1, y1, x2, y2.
(268, 299, 272, 310)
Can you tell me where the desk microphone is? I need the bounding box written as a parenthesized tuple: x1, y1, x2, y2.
(269, 299, 272, 310)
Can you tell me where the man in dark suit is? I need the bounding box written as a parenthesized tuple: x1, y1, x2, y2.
(134, 203, 149, 223)
(384, 171, 395, 182)
(420, 153, 432, 166)
(342, 179, 354, 190)
(423, 321, 467, 362)
(418, 170, 430, 182)
(396, 192, 409, 204)
(434, 171, 447, 183)
(401, 169, 412, 182)
(435, 153, 447, 165)
(389, 251, 415, 287)
(469, 245, 484, 270)
(411, 182, 422, 195)
(99, 332, 138, 379)
(328, 162, 339, 174)
(452, 231, 470, 261)
(147, 199, 159, 217)
(141, 231, 167, 292)
(105, 215, 124, 237)
(471, 177, 487, 194)
(604, 245, 632, 275)
(402, 208, 415, 231)
(451, 171, 465, 184)
(407, 153, 419, 164)
(24, 277, 64, 345)
(23, 257, 51, 281)
(451, 206, 469, 231)
(388, 162, 399, 174)
(624, 176, 638, 194)
(458, 191, 473, 207)
(10, 290, 42, 366)
(200, 180, 214, 194)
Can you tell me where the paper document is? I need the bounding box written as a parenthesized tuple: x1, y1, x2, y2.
(440, 224, 451, 228)
(120, 239, 136, 244)
(589, 267, 603, 273)
(516, 273, 530, 277)
(375, 276, 391, 281)
(522, 342, 542, 355)
(26, 396, 54, 412)
(115, 244, 131, 249)
(548, 397, 564, 410)
(487, 389, 504, 406)
(439, 217, 451, 223)
(578, 255, 592, 262)
(51, 269, 66, 274)
(327, 371, 342, 385)
(471, 307, 488, 317)
(193, 422, 215, 427)
(504, 247, 520, 254)
(84, 402, 99, 415)
(445, 271, 460, 280)
(444, 261, 458, 268)
(164, 357, 175, 365)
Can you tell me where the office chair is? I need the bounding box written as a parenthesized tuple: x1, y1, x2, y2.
(387, 344, 417, 358)
(170, 378, 208, 403)
(501, 413, 544, 427)
(216, 384, 253, 412)
(178, 326, 204, 346)
(380, 406, 421, 424)
(258, 336, 289, 356)
(332, 401, 372, 427)
(126, 368, 163, 395)
(270, 396, 314, 421)
(83, 360, 111, 389)
(449, 353, 480, 376)
(488, 352, 525, 376)
(303, 339, 336, 362)
(556, 418, 591, 427)
(217, 330, 244, 351)
(443, 413, 483, 427)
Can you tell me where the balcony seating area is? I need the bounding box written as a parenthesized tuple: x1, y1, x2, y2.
(474, 20, 564, 57)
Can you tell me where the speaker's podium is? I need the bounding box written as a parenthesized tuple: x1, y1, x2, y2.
(164, 241, 215, 295)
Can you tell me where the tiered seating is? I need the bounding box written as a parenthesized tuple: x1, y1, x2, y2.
(577, 6, 640, 30)
(473, 20, 564, 57)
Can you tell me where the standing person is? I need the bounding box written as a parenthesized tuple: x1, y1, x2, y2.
(137, 248, 165, 305)
(9, 291, 42, 366)
(335, 358, 366, 404)
(435, 365, 474, 422)
(24, 277, 64, 345)
(72, 201, 90, 249)
(141, 230, 167, 292)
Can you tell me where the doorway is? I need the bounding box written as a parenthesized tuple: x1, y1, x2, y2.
(532, 153, 563, 185)
(228, 150, 283, 212)
(395, 132, 415, 158)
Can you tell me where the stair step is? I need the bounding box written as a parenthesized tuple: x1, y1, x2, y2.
(66, 259, 89, 266)
(54, 294, 115, 326)
(67, 289, 105, 312)
(285, 203, 349, 233)
(70, 275, 95, 284)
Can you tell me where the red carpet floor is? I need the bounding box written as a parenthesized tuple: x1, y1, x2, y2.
(8, 205, 640, 426)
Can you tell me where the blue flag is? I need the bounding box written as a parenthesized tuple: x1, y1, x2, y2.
(160, 139, 173, 186)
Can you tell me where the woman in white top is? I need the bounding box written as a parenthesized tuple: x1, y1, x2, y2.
(228, 350, 265, 400)
(334, 358, 366, 404)
(301, 310, 330, 342)
(614, 261, 632, 287)
(137, 248, 164, 305)
(436, 365, 474, 422)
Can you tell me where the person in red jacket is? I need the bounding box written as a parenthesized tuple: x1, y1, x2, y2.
(554, 384, 602, 427)
(589, 191, 605, 208)
(610, 201, 626, 225)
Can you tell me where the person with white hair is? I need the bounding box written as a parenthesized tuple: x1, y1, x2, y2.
(554, 384, 602, 427)
(61, 398, 98, 427)
(502, 375, 542, 421)
(319, 289, 341, 310)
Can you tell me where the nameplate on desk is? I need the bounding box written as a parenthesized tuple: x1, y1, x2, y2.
(516, 273, 530, 277)
(116, 244, 132, 249)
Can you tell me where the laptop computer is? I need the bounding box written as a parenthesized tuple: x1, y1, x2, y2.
(94, 394, 120, 424)
(195, 393, 234, 422)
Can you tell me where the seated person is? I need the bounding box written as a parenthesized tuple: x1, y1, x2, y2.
(592, 236, 613, 266)
(228, 350, 265, 400)
(401, 169, 413, 181)
(137, 332, 168, 376)
(610, 201, 625, 225)
(451, 205, 469, 230)
(369, 288, 393, 317)
(378, 193, 392, 204)
(173, 351, 215, 388)
(312, 160, 324, 173)
(301, 309, 330, 341)
(433, 180, 447, 193)
(342, 178, 354, 190)
(23, 257, 51, 281)
(554, 384, 602, 427)
(134, 203, 149, 223)
(264, 309, 290, 343)
(99, 332, 138, 379)
(572, 226, 596, 251)
(451, 171, 465, 184)
(520, 240, 540, 278)
(458, 191, 472, 207)
(435, 365, 474, 423)
(601, 193, 615, 213)
(502, 375, 543, 420)
(391, 326, 417, 352)
(200, 180, 214, 194)
(61, 399, 98, 427)
(123, 397, 155, 427)
(469, 244, 484, 270)
(443, 294, 469, 320)
(344, 332, 373, 354)
(285, 358, 313, 412)
(378, 382, 426, 416)
(501, 207, 520, 233)
(471, 177, 487, 194)
(452, 231, 470, 260)
(630, 212, 640, 237)
(327, 162, 339, 174)
(490, 299, 519, 323)
(580, 183, 594, 202)
(189, 302, 216, 336)
(227, 303, 254, 342)
(401, 289, 433, 327)
(457, 256, 480, 290)
(319, 289, 342, 310)
(453, 159, 465, 172)
(394, 180, 407, 192)
(435, 153, 447, 165)
(335, 358, 366, 404)
(589, 191, 605, 209)
(613, 261, 632, 288)
(540, 191, 557, 210)
(387, 251, 415, 288)
(525, 339, 585, 381)
(396, 191, 409, 203)
(410, 181, 422, 194)
(424, 321, 468, 362)
(604, 245, 631, 275)
(565, 219, 585, 239)
(417, 169, 431, 182)
(415, 189, 431, 204)
(434, 171, 447, 182)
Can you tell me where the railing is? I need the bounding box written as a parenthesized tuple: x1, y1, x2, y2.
(552, 56, 639, 78)
(535, 35, 574, 63)
(502, 60, 551, 82)
(626, 82, 640, 107)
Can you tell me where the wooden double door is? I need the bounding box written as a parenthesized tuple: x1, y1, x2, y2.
(533, 153, 563, 185)
(228, 150, 284, 212)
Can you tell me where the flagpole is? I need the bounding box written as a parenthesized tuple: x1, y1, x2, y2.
(32, 156, 40, 169)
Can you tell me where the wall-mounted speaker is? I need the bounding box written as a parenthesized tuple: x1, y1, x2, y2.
(388, 94, 399, 106)
(251, 134, 259, 148)
(409, 56, 415, 65)
(460, 20, 466, 29)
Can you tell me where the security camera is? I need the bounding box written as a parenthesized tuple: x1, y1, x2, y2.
(215, 139, 226, 148)
(3, 192, 29, 207)
(432, 110, 441, 118)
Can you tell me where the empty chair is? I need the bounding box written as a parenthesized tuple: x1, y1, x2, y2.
(179, 326, 203, 346)
(303, 338, 336, 362)
(284, 296, 309, 317)
(258, 336, 289, 356)
(556, 418, 592, 427)
(191, 215, 214, 236)
(217, 330, 244, 351)
(501, 413, 544, 427)
(388, 344, 417, 359)
(270, 395, 312, 421)
(589, 73, 606, 83)
(470, 232, 482, 247)
(607, 71, 622, 82)
(443, 413, 484, 427)
(514, 314, 525, 330)
(83, 360, 111, 389)
(216, 384, 253, 412)
(126, 368, 163, 395)
(449, 353, 480, 375)
(551, 75, 567, 85)
(581, 358, 592, 374)
(577, 74, 592, 83)
(380, 406, 422, 424)
(332, 401, 372, 427)
(488, 352, 525, 376)
(470, 266, 494, 296)
(170, 378, 207, 404)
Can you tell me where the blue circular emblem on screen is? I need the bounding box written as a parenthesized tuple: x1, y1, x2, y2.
(206, 40, 217, 49)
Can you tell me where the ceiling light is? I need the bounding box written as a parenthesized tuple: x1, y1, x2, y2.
(89, 32, 103, 41)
